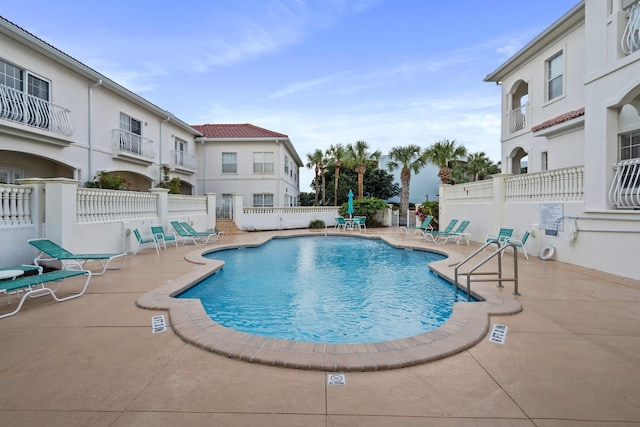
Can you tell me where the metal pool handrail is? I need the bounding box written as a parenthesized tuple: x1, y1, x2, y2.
(454, 240, 520, 301)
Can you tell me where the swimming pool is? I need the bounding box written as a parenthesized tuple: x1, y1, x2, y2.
(178, 236, 473, 344)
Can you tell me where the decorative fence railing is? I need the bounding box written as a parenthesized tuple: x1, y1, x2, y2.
(622, 0, 640, 55)
(112, 129, 156, 160)
(76, 188, 158, 223)
(505, 166, 584, 202)
(170, 150, 197, 170)
(0, 84, 73, 136)
(243, 206, 339, 215)
(441, 180, 493, 203)
(168, 194, 207, 217)
(509, 104, 527, 133)
(0, 185, 32, 226)
(609, 158, 640, 208)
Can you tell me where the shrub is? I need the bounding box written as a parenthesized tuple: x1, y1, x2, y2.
(308, 219, 326, 229)
(85, 171, 130, 190)
(338, 197, 388, 227)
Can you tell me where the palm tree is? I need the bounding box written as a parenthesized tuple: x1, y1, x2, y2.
(387, 144, 427, 218)
(424, 139, 467, 184)
(465, 151, 491, 181)
(326, 143, 348, 206)
(306, 149, 326, 205)
(346, 140, 381, 199)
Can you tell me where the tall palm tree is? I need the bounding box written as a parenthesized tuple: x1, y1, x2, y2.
(326, 143, 347, 206)
(346, 140, 381, 199)
(424, 139, 467, 184)
(465, 151, 491, 181)
(306, 149, 326, 205)
(387, 144, 427, 218)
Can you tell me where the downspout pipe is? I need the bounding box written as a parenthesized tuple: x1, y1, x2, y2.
(87, 78, 103, 184)
(159, 115, 171, 185)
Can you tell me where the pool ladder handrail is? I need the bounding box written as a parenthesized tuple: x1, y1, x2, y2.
(454, 239, 520, 301)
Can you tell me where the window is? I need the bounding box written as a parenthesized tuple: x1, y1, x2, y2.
(621, 129, 640, 161)
(119, 112, 143, 155)
(609, 129, 640, 208)
(541, 151, 548, 171)
(174, 137, 186, 165)
(0, 58, 50, 128)
(222, 152, 237, 173)
(546, 52, 563, 101)
(284, 156, 289, 174)
(0, 167, 24, 184)
(619, 130, 640, 188)
(253, 152, 274, 174)
(253, 193, 274, 207)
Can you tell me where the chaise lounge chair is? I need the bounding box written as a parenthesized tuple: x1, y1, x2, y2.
(422, 218, 458, 243)
(400, 215, 433, 235)
(170, 221, 221, 245)
(181, 222, 224, 242)
(133, 228, 161, 254)
(28, 238, 128, 275)
(435, 220, 471, 245)
(0, 269, 92, 319)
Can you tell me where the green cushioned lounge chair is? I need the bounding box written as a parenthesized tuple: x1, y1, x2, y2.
(28, 238, 128, 275)
(0, 269, 92, 319)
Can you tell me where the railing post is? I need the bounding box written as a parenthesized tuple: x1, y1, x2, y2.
(206, 193, 217, 231)
(150, 188, 169, 228)
(41, 178, 79, 247)
(231, 193, 243, 229)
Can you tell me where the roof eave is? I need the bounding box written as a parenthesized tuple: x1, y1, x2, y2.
(0, 17, 202, 137)
(484, 1, 585, 83)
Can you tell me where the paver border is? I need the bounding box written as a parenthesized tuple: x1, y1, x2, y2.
(136, 232, 522, 371)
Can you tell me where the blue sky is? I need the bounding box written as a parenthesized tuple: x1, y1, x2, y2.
(2, 0, 580, 190)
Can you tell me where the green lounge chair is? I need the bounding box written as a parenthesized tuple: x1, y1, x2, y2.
(133, 229, 161, 254)
(170, 221, 219, 245)
(400, 215, 433, 235)
(422, 219, 458, 243)
(150, 225, 178, 250)
(353, 216, 367, 232)
(437, 220, 472, 245)
(0, 269, 92, 319)
(485, 227, 514, 245)
(28, 238, 128, 275)
(181, 222, 224, 242)
(504, 230, 531, 260)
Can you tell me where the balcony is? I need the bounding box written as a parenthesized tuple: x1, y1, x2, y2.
(170, 149, 197, 172)
(508, 104, 527, 134)
(112, 129, 155, 164)
(0, 84, 73, 136)
(622, 1, 640, 55)
(609, 158, 640, 208)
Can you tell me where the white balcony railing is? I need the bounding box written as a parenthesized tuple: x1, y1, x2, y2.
(505, 166, 584, 202)
(0, 84, 73, 136)
(0, 184, 32, 226)
(112, 129, 156, 160)
(609, 158, 640, 208)
(76, 188, 158, 223)
(509, 104, 527, 133)
(170, 149, 197, 170)
(622, 1, 640, 55)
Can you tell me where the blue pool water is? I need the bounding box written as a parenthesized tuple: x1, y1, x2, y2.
(178, 236, 474, 344)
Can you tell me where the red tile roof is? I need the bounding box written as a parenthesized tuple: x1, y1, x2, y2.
(193, 123, 288, 139)
(532, 107, 585, 132)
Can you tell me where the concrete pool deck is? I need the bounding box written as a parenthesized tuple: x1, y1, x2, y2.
(1, 228, 639, 425)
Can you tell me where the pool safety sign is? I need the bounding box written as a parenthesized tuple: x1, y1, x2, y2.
(489, 323, 508, 344)
(151, 315, 167, 334)
(327, 373, 346, 385)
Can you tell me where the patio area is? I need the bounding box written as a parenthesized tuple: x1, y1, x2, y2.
(1, 228, 639, 426)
